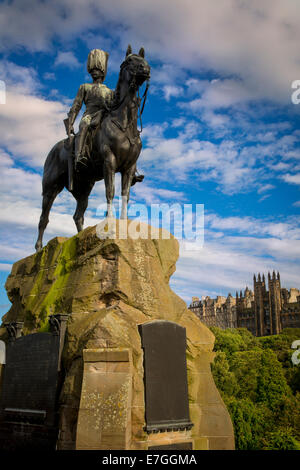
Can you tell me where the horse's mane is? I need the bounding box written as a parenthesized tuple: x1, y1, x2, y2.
(114, 54, 141, 105)
(114, 74, 122, 105)
(114, 58, 127, 105)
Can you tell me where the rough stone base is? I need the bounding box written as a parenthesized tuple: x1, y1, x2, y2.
(0, 221, 235, 450)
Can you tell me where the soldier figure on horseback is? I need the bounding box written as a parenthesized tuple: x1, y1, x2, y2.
(35, 45, 150, 252)
(65, 48, 144, 184)
(65, 49, 113, 170)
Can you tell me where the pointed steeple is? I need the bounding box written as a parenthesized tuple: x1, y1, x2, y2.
(258, 273, 261, 282)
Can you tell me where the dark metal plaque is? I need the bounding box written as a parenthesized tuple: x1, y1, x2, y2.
(0, 332, 60, 424)
(138, 320, 193, 433)
(148, 442, 193, 450)
(0, 315, 69, 450)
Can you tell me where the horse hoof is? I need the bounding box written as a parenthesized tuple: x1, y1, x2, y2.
(35, 242, 42, 252)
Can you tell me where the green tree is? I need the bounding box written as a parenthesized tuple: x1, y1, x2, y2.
(262, 428, 300, 450)
(229, 350, 262, 402)
(225, 397, 271, 450)
(210, 326, 300, 450)
(211, 327, 251, 355)
(211, 351, 239, 398)
(256, 349, 291, 410)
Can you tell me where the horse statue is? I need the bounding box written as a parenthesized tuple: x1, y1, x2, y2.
(35, 46, 150, 252)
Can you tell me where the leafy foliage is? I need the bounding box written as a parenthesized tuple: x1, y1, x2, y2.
(210, 327, 300, 450)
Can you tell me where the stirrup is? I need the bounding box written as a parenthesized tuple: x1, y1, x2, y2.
(75, 155, 89, 171)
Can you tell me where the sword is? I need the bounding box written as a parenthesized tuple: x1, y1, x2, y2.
(63, 117, 74, 192)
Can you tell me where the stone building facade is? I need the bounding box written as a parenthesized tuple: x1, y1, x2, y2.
(189, 271, 300, 336)
(189, 293, 237, 329)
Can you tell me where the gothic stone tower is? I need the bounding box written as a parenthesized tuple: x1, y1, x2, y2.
(268, 271, 282, 335)
(253, 271, 282, 336)
(253, 273, 267, 336)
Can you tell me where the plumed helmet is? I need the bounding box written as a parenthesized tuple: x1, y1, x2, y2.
(87, 49, 109, 77)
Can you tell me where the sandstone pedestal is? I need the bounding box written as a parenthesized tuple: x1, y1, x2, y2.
(0, 221, 234, 450)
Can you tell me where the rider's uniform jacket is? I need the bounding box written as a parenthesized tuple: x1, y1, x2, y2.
(68, 82, 115, 127)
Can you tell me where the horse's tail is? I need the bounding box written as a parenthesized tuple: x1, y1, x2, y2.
(42, 139, 69, 195)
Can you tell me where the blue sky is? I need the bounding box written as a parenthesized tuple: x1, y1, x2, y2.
(0, 0, 300, 319)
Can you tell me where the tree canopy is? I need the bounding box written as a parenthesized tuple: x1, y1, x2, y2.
(210, 327, 300, 450)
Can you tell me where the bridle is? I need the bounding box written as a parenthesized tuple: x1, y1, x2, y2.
(112, 56, 150, 135)
(137, 80, 150, 132)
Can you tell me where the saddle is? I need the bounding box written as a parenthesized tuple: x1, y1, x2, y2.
(63, 110, 144, 190)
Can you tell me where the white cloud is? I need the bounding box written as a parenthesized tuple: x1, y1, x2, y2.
(0, 263, 12, 272)
(132, 183, 185, 205)
(171, 211, 300, 302)
(43, 72, 56, 80)
(1, 1, 299, 102)
(0, 60, 40, 95)
(0, 2, 299, 308)
(54, 51, 81, 69)
(183, 78, 258, 111)
(257, 184, 275, 194)
(0, 152, 299, 306)
(163, 85, 183, 101)
(206, 213, 300, 239)
(141, 126, 260, 194)
(282, 173, 300, 186)
(0, 62, 68, 167)
(141, 123, 300, 195)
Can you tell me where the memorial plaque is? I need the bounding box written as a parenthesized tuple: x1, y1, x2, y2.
(138, 320, 193, 433)
(0, 332, 60, 424)
(0, 315, 69, 450)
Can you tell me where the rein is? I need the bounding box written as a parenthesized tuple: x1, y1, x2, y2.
(137, 80, 150, 133)
(111, 77, 150, 140)
(109, 56, 150, 140)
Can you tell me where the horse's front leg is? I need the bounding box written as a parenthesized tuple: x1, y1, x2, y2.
(121, 165, 136, 219)
(103, 150, 117, 218)
(73, 181, 94, 232)
(35, 187, 62, 252)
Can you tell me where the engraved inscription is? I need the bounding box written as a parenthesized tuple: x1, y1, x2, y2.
(0, 333, 60, 419)
(138, 320, 193, 433)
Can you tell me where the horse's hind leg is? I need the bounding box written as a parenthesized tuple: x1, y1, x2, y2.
(121, 166, 136, 219)
(73, 182, 94, 232)
(35, 188, 61, 252)
(103, 151, 116, 218)
(73, 195, 89, 233)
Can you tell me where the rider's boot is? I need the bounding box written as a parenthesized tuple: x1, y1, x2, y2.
(74, 126, 89, 171)
(131, 171, 144, 186)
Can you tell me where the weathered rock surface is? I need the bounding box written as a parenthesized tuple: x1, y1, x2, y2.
(0, 221, 234, 450)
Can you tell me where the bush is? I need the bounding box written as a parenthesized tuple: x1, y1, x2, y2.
(210, 327, 300, 450)
(262, 428, 300, 450)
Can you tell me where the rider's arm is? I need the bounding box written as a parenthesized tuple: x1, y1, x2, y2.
(107, 89, 115, 109)
(67, 84, 85, 127)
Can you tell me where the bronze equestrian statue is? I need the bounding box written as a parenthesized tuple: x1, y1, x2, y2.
(35, 45, 150, 252)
